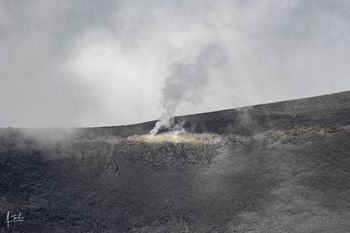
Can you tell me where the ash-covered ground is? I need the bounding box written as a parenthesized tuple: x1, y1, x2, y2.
(1, 91, 350, 232)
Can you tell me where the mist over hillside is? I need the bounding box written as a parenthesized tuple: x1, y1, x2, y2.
(80, 91, 350, 136)
(1, 91, 350, 232)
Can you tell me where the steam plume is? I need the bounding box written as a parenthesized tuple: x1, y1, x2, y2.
(150, 44, 227, 134)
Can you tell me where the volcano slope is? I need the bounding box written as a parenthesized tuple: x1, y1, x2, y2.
(1, 91, 350, 232)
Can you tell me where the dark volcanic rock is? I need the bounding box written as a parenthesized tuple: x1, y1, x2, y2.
(0, 91, 350, 232)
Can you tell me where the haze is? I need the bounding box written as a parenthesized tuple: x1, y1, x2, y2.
(1, 0, 350, 127)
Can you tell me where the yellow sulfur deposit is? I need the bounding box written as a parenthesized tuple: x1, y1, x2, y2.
(128, 131, 222, 145)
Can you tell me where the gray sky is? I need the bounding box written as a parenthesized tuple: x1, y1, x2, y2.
(1, 0, 350, 127)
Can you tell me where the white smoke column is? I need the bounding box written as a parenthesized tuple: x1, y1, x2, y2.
(150, 44, 227, 135)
